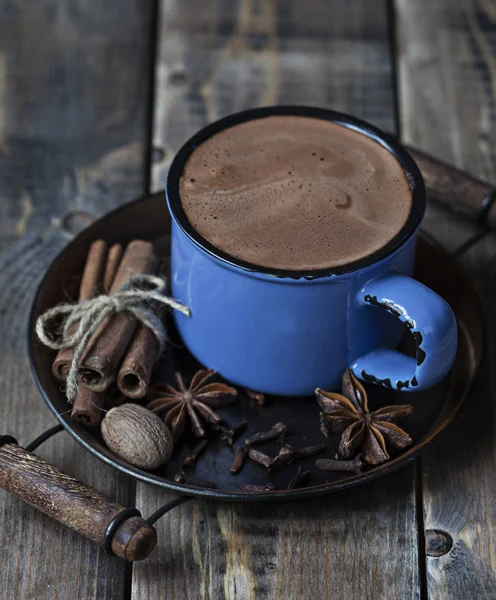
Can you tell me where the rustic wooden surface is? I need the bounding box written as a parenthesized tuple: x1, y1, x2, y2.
(0, 0, 154, 598)
(397, 0, 496, 598)
(0, 0, 495, 598)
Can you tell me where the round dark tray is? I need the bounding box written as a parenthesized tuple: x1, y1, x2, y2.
(28, 193, 483, 502)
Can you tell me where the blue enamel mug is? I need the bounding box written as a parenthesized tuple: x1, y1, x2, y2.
(166, 106, 457, 396)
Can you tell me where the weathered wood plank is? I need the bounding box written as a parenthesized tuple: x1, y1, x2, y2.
(138, 1, 420, 599)
(134, 477, 419, 600)
(0, 1, 154, 598)
(397, 0, 496, 597)
(0, 0, 152, 248)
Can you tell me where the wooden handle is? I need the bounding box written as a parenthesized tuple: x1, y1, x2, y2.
(0, 440, 157, 561)
(407, 147, 496, 227)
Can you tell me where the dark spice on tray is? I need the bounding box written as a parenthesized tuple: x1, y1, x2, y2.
(247, 444, 325, 472)
(269, 444, 325, 472)
(211, 420, 247, 445)
(183, 439, 208, 467)
(244, 422, 288, 446)
(316, 369, 414, 465)
(223, 420, 248, 444)
(147, 369, 237, 440)
(230, 446, 248, 474)
(101, 404, 174, 470)
(316, 456, 364, 474)
(244, 388, 265, 406)
(247, 448, 273, 468)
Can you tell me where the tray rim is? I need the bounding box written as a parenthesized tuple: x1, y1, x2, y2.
(27, 192, 484, 502)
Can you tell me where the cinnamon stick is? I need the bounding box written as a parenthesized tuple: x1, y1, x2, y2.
(70, 241, 114, 425)
(116, 242, 168, 398)
(103, 243, 123, 293)
(117, 324, 158, 398)
(52, 240, 108, 381)
(80, 240, 157, 392)
(115, 240, 174, 398)
(71, 386, 105, 426)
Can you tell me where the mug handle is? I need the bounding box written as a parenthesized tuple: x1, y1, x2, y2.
(350, 274, 458, 391)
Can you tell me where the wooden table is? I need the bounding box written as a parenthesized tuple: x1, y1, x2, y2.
(0, 1, 495, 598)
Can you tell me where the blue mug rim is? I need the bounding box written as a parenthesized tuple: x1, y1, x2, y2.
(166, 105, 426, 280)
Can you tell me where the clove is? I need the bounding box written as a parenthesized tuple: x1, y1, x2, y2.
(275, 429, 288, 448)
(244, 388, 265, 406)
(230, 446, 248, 474)
(240, 483, 275, 493)
(220, 420, 247, 445)
(295, 444, 326, 457)
(183, 439, 208, 467)
(287, 465, 311, 490)
(245, 422, 288, 446)
(316, 455, 363, 474)
(210, 420, 247, 445)
(247, 448, 273, 469)
(269, 444, 326, 472)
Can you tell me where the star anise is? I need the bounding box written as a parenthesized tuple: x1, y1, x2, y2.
(316, 369, 414, 465)
(147, 369, 237, 440)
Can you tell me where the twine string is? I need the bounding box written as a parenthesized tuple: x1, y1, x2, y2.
(35, 274, 191, 403)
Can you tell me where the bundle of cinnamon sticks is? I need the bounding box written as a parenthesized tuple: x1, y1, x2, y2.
(52, 239, 163, 426)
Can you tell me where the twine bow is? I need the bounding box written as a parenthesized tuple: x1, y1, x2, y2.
(36, 274, 191, 403)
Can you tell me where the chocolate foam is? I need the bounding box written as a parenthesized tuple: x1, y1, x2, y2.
(179, 115, 412, 271)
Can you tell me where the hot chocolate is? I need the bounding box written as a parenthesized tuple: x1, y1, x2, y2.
(179, 115, 412, 271)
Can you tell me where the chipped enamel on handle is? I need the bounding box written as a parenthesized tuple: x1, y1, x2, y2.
(351, 274, 458, 392)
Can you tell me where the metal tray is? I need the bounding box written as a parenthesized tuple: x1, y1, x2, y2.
(27, 192, 484, 502)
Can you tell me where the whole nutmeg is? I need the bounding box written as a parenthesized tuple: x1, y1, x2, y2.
(101, 404, 173, 470)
